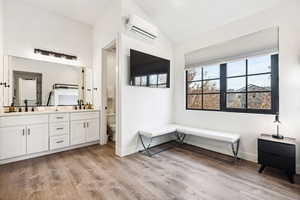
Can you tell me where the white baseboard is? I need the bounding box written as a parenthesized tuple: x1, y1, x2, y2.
(0, 141, 100, 165)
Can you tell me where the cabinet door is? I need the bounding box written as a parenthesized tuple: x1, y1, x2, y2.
(86, 119, 100, 142)
(27, 124, 49, 154)
(0, 126, 27, 159)
(71, 120, 86, 145)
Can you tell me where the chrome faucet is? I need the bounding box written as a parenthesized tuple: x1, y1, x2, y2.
(24, 99, 28, 112)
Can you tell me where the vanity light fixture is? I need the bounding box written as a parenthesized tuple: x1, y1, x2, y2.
(34, 49, 77, 61)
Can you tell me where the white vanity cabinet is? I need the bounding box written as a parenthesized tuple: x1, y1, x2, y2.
(0, 126, 27, 159)
(26, 124, 49, 154)
(49, 113, 70, 150)
(0, 114, 49, 160)
(0, 110, 100, 164)
(70, 111, 100, 145)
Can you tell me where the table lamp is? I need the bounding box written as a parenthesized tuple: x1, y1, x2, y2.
(272, 112, 284, 139)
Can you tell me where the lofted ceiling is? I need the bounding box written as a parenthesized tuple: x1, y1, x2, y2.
(133, 0, 284, 44)
(17, 0, 111, 26)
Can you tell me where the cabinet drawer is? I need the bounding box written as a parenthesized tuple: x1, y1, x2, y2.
(258, 152, 295, 172)
(0, 115, 48, 127)
(49, 123, 69, 136)
(71, 112, 99, 121)
(50, 135, 69, 150)
(258, 139, 295, 158)
(49, 113, 69, 123)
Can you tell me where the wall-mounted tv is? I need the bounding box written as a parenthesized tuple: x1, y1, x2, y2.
(130, 49, 170, 88)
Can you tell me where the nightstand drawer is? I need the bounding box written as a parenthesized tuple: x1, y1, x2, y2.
(258, 152, 295, 172)
(258, 139, 295, 158)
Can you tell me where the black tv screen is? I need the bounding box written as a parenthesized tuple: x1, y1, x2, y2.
(130, 49, 170, 88)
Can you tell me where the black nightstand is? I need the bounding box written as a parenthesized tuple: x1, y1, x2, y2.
(258, 134, 296, 183)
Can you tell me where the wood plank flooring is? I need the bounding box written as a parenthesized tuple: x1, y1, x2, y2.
(0, 143, 299, 200)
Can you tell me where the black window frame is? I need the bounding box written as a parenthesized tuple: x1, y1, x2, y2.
(186, 54, 279, 114)
(186, 66, 221, 111)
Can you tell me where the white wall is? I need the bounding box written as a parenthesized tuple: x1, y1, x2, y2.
(119, 0, 174, 156)
(0, 0, 4, 111)
(92, 0, 121, 108)
(92, 0, 121, 149)
(11, 57, 81, 105)
(106, 51, 116, 98)
(3, 0, 93, 67)
(173, 0, 300, 173)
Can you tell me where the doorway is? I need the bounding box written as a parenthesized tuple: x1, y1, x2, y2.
(101, 39, 120, 155)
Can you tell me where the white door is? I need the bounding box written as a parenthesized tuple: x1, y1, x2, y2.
(86, 119, 100, 142)
(27, 124, 49, 154)
(71, 120, 86, 145)
(0, 126, 27, 159)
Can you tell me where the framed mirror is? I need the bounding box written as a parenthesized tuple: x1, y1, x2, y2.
(3, 55, 93, 107)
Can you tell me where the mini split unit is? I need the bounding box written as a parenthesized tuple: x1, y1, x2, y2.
(127, 15, 159, 39)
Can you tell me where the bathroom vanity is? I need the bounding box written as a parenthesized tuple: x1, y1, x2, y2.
(0, 109, 100, 164)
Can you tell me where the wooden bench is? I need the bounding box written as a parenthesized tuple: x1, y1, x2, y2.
(139, 124, 240, 160)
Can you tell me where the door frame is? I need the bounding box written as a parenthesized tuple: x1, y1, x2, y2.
(101, 36, 121, 156)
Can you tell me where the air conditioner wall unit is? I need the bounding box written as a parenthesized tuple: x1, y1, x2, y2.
(127, 15, 159, 39)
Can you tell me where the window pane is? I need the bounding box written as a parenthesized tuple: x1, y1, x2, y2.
(188, 82, 202, 94)
(248, 92, 271, 109)
(141, 76, 147, 86)
(227, 60, 246, 77)
(248, 74, 271, 91)
(134, 77, 141, 86)
(187, 68, 202, 81)
(149, 74, 158, 85)
(226, 93, 246, 109)
(203, 65, 219, 79)
(187, 95, 202, 109)
(203, 80, 220, 93)
(248, 55, 271, 74)
(203, 94, 220, 110)
(158, 74, 167, 84)
(158, 84, 167, 88)
(227, 77, 246, 92)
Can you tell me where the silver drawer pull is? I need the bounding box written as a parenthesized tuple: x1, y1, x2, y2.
(56, 140, 64, 144)
(56, 117, 64, 119)
(56, 128, 64, 130)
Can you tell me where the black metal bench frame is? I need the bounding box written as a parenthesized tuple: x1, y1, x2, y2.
(138, 131, 240, 162)
(138, 132, 186, 157)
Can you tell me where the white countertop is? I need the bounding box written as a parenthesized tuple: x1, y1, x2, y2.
(0, 109, 100, 117)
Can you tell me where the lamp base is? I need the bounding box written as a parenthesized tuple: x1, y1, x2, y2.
(272, 134, 284, 139)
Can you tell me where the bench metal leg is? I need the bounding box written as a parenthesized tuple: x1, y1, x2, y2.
(231, 139, 240, 162)
(139, 134, 153, 157)
(176, 132, 186, 145)
(139, 132, 184, 157)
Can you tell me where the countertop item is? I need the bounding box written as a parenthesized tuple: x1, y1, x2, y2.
(0, 109, 100, 117)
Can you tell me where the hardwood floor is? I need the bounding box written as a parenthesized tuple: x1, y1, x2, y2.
(0, 143, 299, 200)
